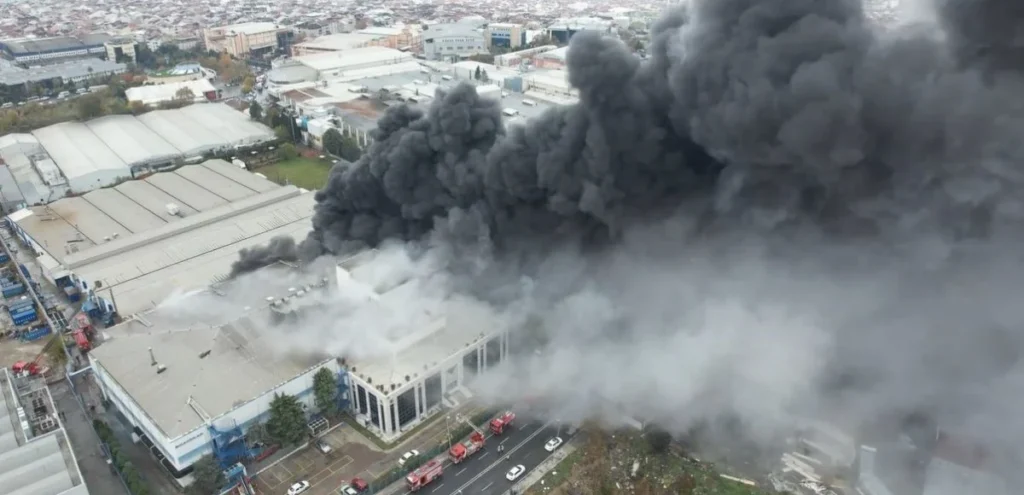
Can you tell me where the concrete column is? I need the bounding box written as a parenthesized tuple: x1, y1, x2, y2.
(414, 383, 422, 417)
(478, 344, 485, 373)
(377, 396, 386, 432)
(392, 401, 400, 433)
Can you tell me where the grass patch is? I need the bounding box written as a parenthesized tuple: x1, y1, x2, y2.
(525, 447, 585, 494)
(256, 157, 333, 190)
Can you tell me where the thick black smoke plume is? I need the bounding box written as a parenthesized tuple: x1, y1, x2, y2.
(223, 0, 1024, 480)
(230, 0, 1024, 279)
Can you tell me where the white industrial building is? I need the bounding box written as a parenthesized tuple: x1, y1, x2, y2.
(336, 251, 509, 440)
(89, 311, 340, 473)
(4, 159, 305, 317)
(86, 246, 510, 476)
(421, 23, 487, 61)
(18, 103, 274, 196)
(125, 79, 217, 106)
(0, 368, 89, 495)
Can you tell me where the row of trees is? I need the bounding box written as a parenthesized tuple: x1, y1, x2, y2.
(94, 419, 150, 495)
(248, 101, 363, 162)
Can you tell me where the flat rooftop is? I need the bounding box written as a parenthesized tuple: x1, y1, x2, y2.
(11, 159, 280, 264)
(0, 369, 84, 495)
(333, 250, 497, 396)
(91, 313, 328, 440)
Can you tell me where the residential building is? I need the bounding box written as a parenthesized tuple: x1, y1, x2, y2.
(485, 23, 526, 50)
(203, 22, 293, 58)
(355, 26, 420, 52)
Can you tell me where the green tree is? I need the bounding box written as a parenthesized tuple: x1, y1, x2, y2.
(274, 125, 291, 141)
(321, 128, 343, 156)
(186, 456, 224, 495)
(266, 393, 307, 445)
(474, 66, 481, 80)
(174, 86, 195, 102)
(77, 94, 104, 120)
(481, 70, 490, 83)
(277, 143, 298, 161)
(313, 368, 338, 416)
(248, 101, 262, 121)
(340, 134, 362, 161)
(44, 334, 67, 369)
(241, 75, 255, 94)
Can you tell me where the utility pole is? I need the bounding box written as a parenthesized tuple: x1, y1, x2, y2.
(445, 414, 453, 450)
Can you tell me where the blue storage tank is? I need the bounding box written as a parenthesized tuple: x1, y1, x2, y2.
(12, 311, 37, 326)
(3, 283, 25, 298)
(0, 253, 9, 263)
(18, 264, 30, 280)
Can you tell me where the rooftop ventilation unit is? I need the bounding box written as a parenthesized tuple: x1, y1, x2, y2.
(198, 350, 211, 359)
(166, 203, 181, 216)
(156, 364, 167, 374)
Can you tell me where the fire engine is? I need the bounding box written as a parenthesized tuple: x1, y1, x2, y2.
(406, 459, 443, 491)
(490, 411, 516, 435)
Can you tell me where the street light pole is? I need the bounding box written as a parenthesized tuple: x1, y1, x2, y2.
(445, 415, 452, 450)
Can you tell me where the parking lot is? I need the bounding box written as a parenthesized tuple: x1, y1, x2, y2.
(253, 424, 385, 495)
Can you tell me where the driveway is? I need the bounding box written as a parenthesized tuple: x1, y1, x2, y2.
(253, 425, 384, 495)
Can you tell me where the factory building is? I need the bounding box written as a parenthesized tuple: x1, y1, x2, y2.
(88, 297, 344, 476)
(0, 367, 89, 495)
(546, 18, 613, 45)
(14, 103, 274, 195)
(336, 251, 510, 440)
(126, 79, 218, 106)
(0, 34, 111, 65)
(4, 160, 309, 317)
(0, 134, 68, 209)
(533, 46, 569, 70)
(0, 59, 127, 87)
(485, 23, 527, 50)
(421, 24, 487, 62)
(291, 33, 389, 57)
(203, 22, 294, 58)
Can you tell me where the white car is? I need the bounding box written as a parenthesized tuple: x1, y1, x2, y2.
(341, 486, 359, 495)
(398, 450, 420, 467)
(545, 437, 564, 452)
(506, 464, 526, 481)
(316, 439, 332, 454)
(287, 480, 310, 495)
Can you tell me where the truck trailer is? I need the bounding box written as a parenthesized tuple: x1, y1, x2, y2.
(449, 432, 485, 464)
(406, 459, 443, 492)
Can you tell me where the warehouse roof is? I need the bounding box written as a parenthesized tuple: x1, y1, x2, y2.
(177, 104, 276, 146)
(134, 109, 225, 156)
(295, 46, 414, 73)
(85, 115, 182, 167)
(218, 22, 279, 35)
(0, 134, 52, 205)
(125, 79, 216, 106)
(10, 160, 280, 264)
(295, 33, 385, 51)
(31, 122, 130, 182)
(0, 368, 85, 495)
(66, 187, 314, 316)
(0, 34, 108, 55)
(91, 313, 328, 440)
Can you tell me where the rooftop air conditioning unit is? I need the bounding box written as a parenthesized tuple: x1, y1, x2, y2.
(156, 364, 167, 374)
(166, 203, 181, 216)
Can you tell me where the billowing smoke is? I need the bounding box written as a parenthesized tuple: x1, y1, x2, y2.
(222, 0, 1024, 484)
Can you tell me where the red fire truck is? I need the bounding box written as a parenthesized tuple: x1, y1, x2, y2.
(490, 411, 516, 435)
(449, 432, 485, 464)
(406, 459, 443, 492)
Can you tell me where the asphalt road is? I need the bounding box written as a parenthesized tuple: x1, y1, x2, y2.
(408, 422, 567, 495)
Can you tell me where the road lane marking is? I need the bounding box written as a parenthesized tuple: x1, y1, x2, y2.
(478, 452, 489, 460)
(431, 483, 444, 492)
(446, 422, 550, 495)
(456, 468, 466, 476)
(482, 482, 493, 491)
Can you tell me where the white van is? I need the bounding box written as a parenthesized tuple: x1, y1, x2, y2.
(501, 108, 518, 117)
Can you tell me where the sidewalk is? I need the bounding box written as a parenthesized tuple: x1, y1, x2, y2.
(509, 438, 580, 495)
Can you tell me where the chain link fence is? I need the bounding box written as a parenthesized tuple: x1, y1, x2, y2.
(366, 409, 496, 494)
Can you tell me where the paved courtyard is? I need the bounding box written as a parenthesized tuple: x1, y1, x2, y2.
(253, 424, 384, 495)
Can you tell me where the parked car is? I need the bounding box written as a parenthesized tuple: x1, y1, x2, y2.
(287, 480, 310, 495)
(349, 478, 368, 492)
(545, 437, 564, 452)
(506, 464, 526, 481)
(316, 439, 332, 454)
(341, 486, 359, 495)
(398, 449, 420, 467)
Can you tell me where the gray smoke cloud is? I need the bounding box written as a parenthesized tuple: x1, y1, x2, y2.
(223, 0, 1024, 485)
